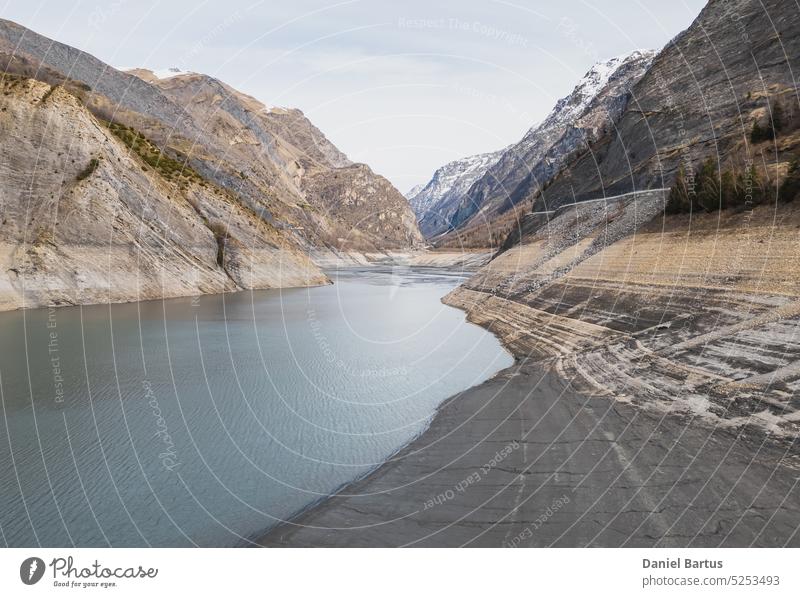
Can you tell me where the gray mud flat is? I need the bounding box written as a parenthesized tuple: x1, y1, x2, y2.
(259, 362, 800, 547)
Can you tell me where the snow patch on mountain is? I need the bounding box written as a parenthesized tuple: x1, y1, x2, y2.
(407, 147, 507, 236)
(540, 49, 656, 131)
(150, 67, 193, 79)
(405, 183, 425, 200)
(424, 49, 657, 238)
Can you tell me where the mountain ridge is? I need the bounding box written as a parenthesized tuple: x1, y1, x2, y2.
(407, 147, 507, 237)
(532, 0, 800, 209)
(411, 49, 656, 244)
(0, 18, 423, 310)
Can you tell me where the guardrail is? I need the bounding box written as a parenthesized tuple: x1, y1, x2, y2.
(530, 187, 669, 217)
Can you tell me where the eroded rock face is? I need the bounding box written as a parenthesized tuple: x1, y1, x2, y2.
(136, 70, 424, 251)
(538, 0, 800, 207)
(446, 193, 800, 441)
(0, 19, 423, 309)
(0, 78, 327, 310)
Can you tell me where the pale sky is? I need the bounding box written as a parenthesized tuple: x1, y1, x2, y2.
(2, 0, 706, 193)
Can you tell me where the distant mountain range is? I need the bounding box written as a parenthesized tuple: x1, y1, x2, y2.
(407, 147, 507, 237)
(409, 50, 656, 243)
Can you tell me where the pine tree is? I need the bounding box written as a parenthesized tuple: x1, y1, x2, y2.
(749, 165, 764, 205)
(666, 165, 692, 214)
(771, 101, 784, 134)
(696, 157, 720, 212)
(720, 170, 736, 210)
(779, 159, 800, 203)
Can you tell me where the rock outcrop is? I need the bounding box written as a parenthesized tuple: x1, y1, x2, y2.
(446, 192, 800, 440)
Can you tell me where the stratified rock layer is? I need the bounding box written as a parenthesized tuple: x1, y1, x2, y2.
(446, 192, 800, 439)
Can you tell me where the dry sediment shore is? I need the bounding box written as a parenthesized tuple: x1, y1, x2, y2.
(259, 359, 800, 547)
(456, 194, 800, 441)
(260, 192, 800, 547)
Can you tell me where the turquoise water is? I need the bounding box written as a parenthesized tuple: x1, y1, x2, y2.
(0, 268, 512, 546)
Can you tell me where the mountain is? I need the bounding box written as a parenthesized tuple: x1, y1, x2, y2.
(128, 68, 422, 250)
(443, 0, 800, 444)
(417, 50, 655, 243)
(407, 148, 506, 237)
(405, 184, 425, 200)
(534, 0, 800, 208)
(0, 19, 422, 309)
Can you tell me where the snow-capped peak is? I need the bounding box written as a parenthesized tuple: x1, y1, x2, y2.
(150, 67, 193, 79)
(578, 50, 655, 98)
(542, 49, 657, 130)
(408, 147, 507, 227)
(405, 183, 425, 200)
(122, 66, 194, 80)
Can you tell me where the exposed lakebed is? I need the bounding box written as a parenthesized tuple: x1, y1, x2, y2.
(0, 267, 512, 546)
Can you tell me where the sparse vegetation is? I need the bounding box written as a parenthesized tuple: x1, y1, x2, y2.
(433, 206, 528, 249)
(694, 157, 721, 211)
(666, 157, 768, 214)
(779, 159, 800, 203)
(39, 84, 58, 104)
(76, 157, 100, 181)
(665, 164, 693, 214)
(751, 120, 772, 143)
(103, 120, 203, 185)
(751, 99, 790, 143)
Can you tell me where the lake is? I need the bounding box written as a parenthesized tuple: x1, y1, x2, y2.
(0, 267, 512, 546)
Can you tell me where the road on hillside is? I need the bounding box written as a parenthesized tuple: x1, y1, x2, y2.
(259, 362, 800, 547)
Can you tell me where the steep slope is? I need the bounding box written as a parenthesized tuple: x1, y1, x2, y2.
(536, 0, 800, 208)
(407, 148, 506, 237)
(0, 19, 421, 248)
(0, 76, 326, 310)
(439, 50, 655, 238)
(446, 192, 800, 441)
(0, 19, 423, 309)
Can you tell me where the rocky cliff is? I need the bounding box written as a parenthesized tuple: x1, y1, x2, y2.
(0, 76, 327, 310)
(0, 19, 422, 309)
(132, 68, 423, 251)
